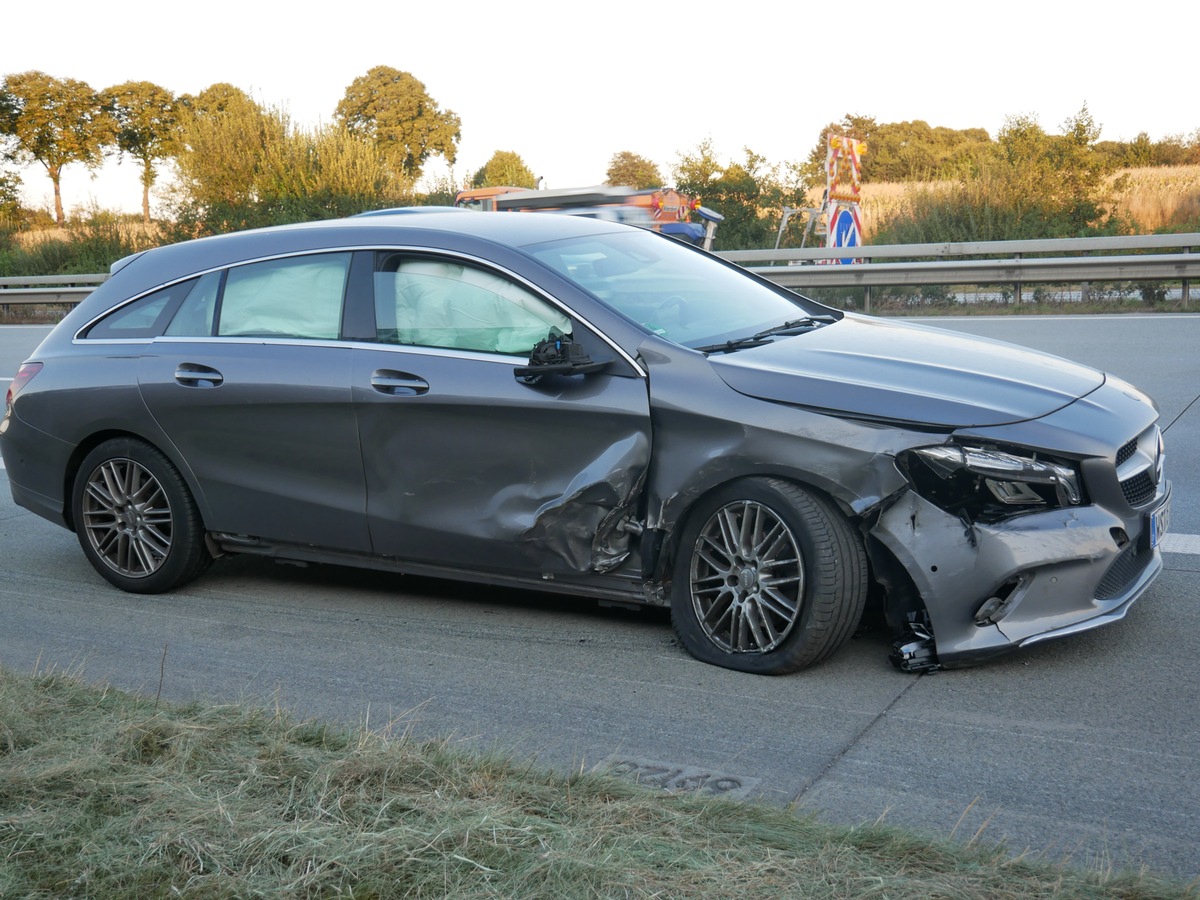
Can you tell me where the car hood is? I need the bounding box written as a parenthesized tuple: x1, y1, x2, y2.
(706, 315, 1105, 428)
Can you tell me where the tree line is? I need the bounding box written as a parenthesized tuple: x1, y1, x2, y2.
(0, 67, 460, 230)
(2, 68, 1199, 252)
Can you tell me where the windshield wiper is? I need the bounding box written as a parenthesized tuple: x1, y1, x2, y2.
(694, 316, 832, 355)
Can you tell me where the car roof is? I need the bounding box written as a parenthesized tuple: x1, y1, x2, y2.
(92, 211, 630, 318)
(267, 209, 626, 244)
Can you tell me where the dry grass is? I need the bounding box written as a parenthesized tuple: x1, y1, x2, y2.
(1107, 165, 1200, 231)
(12, 221, 163, 248)
(1, 667, 1195, 898)
(804, 182, 925, 235)
(815, 166, 1200, 239)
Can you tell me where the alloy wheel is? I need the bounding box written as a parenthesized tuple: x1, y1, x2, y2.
(689, 500, 804, 653)
(80, 457, 174, 579)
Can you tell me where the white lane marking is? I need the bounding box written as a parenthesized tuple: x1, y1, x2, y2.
(1163, 533, 1200, 555)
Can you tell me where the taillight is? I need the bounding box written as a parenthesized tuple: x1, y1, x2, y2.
(5, 362, 42, 411)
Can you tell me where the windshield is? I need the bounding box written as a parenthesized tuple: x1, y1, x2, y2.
(524, 231, 827, 349)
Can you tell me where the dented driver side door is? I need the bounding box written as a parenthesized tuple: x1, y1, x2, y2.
(351, 252, 651, 577)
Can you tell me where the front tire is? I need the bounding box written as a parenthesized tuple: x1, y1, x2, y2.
(671, 478, 867, 674)
(72, 438, 211, 593)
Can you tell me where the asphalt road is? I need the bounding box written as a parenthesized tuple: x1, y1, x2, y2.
(2, 316, 1198, 880)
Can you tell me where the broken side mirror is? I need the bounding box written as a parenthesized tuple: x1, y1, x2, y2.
(514, 331, 609, 384)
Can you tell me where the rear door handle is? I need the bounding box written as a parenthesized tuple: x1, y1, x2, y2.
(371, 370, 430, 396)
(174, 363, 223, 387)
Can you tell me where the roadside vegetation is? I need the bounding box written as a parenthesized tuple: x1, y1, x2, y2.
(1, 666, 1194, 898)
(2, 73, 1198, 318)
(4, 68, 1199, 255)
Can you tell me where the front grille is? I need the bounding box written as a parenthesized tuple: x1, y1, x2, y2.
(1096, 543, 1154, 601)
(1121, 471, 1156, 507)
(1116, 438, 1138, 466)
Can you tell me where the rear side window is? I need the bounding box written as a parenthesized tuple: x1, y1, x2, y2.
(165, 271, 222, 336)
(84, 278, 198, 339)
(217, 253, 351, 339)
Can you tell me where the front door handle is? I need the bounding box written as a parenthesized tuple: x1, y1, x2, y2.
(370, 370, 430, 396)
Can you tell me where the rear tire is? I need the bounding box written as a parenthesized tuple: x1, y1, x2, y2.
(671, 478, 867, 674)
(72, 438, 211, 593)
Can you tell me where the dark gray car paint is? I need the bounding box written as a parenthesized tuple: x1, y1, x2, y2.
(349, 344, 651, 574)
(138, 341, 371, 551)
(709, 314, 1105, 428)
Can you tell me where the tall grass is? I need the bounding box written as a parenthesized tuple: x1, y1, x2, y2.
(0, 667, 1194, 898)
(0, 212, 161, 277)
(855, 165, 1200, 241)
(1107, 165, 1200, 232)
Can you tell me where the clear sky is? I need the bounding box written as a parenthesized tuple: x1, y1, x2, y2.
(5, 0, 1196, 215)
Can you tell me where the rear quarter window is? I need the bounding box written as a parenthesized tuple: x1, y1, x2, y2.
(83, 278, 198, 339)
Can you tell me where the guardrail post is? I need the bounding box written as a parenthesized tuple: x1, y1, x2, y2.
(1014, 253, 1022, 305)
(864, 285, 872, 314)
(1184, 247, 1191, 309)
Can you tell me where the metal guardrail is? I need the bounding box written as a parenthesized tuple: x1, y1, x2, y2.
(719, 232, 1200, 263)
(3, 233, 1198, 310)
(717, 233, 1200, 308)
(0, 274, 108, 306)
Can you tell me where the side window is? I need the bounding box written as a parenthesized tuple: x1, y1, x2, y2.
(84, 278, 198, 339)
(374, 255, 570, 354)
(165, 271, 222, 336)
(218, 253, 351, 339)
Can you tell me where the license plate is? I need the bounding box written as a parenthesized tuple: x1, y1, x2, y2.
(1149, 499, 1170, 549)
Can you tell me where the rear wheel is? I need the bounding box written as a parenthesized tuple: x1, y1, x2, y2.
(671, 478, 867, 674)
(72, 438, 211, 593)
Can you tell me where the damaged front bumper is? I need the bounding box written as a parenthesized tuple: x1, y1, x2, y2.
(876, 480, 1171, 671)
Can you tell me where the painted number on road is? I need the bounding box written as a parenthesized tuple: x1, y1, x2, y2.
(602, 756, 760, 798)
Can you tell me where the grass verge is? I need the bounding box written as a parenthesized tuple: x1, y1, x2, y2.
(1, 668, 1195, 898)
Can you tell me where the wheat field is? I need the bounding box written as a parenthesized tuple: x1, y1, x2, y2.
(1107, 165, 1200, 231)
(832, 165, 1200, 237)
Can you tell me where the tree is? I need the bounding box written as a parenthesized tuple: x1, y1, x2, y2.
(673, 137, 723, 188)
(605, 151, 662, 189)
(0, 168, 21, 219)
(471, 150, 536, 188)
(873, 105, 1119, 244)
(168, 84, 409, 236)
(801, 114, 993, 184)
(172, 84, 284, 212)
(1152, 130, 1200, 166)
(1049, 104, 1112, 232)
(862, 121, 992, 182)
(335, 66, 460, 179)
(673, 142, 807, 250)
(0, 71, 116, 225)
(104, 80, 179, 223)
(255, 124, 405, 218)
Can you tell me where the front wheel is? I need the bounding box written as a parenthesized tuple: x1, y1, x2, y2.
(671, 478, 867, 674)
(72, 438, 211, 593)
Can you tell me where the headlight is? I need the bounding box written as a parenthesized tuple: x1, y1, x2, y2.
(903, 444, 1083, 521)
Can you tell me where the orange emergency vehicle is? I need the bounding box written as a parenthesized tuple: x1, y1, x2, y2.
(453, 184, 723, 250)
